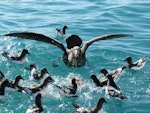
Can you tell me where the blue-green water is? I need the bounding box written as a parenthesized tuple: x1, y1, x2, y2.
(0, 0, 150, 113)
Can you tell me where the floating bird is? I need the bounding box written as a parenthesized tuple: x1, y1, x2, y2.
(32, 68, 49, 82)
(105, 74, 127, 100)
(125, 56, 147, 70)
(6, 75, 25, 93)
(0, 72, 25, 93)
(55, 78, 78, 97)
(24, 76, 54, 95)
(0, 79, 9, 99)
(90, 74, 107, 87)
(4, 32, 132, 67)
(1, 49, 29, 64)
(56, 25, 68, 37)
(27, 64, 49, 82)
(100, 65, 127, 81)
(71, 98, 106, 113)
(26, 93, 43, 113)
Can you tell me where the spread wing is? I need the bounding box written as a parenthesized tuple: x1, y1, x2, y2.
(4, 32, 66, 52)
(81, 34, 133, 52)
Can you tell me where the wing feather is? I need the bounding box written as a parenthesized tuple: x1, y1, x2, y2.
(82, 34, 133, 52)
(4, 32, 66, 52)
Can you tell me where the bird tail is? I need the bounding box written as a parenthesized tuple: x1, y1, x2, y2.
(117, 95, 128, 100)
(71, 102, 80, 108)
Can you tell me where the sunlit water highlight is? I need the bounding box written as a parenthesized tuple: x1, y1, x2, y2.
(0, 0, 150, 113)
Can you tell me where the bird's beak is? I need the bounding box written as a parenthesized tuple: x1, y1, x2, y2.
(50, 79, 55, 82)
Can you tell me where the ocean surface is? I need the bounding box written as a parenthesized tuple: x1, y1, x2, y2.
(0, 0, 150, 113)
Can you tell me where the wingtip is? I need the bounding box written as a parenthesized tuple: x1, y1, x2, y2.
(3, 33, 9, 36)
(127, 34, 133, 37)
(119, 34, 133, 38)
(4, 32, 14, 37)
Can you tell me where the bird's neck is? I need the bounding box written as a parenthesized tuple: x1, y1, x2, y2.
(93, 78, 101, 87)
(92, 103, 102, 113)
(19, 52, 26, 59)
(35, 99, 42, 108)
(0, 86, 5, 95)
(62, 28, 66, 34)
(73, 82, 77, 90)
(14, 79, 20, 86)
(127, 59, 133, 67)
(40, 80, 49, 88)
(108, 77, 118, 89)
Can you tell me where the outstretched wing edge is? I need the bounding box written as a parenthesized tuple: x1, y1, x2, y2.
(82, 34, 133, 52)
(4, 32, 66, 52)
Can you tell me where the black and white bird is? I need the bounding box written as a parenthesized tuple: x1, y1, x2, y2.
(125, 56, 147, 70)
(0, 79, 9, 99)
(55, 78, 78, 97)
(24, 76, 54, 96)
(4, 32, 132, 68)
(100, 65, 127, 81)
(28, 64, 49, 82)
(7, 75, 25, 93)
(56, 25, 68, 37)
(2, 49, 29, 64)
(26, 93, 43, 113)
(90, 74, 107, 87)
(105, 74, 127, 100)
(71, 98, 106, 113)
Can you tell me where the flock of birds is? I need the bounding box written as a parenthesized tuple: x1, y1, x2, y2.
(0, 25, 148, 113)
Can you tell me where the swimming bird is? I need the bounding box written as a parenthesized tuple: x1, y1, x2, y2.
(125, 56, 147, 70)
(24, 76, 54, 95)
(56, 25, 68, 37)
(4, 32, 132, 67)
(1, 49, 29, 64)
(27, 64, 49, 82)
(6, 75, 25, 93)
(90, 74, 107, 87)
(105, 74, 127, 100)
(26, 93, 43, 113)
(0, 79, 9, 99)
(0, 72, 25, 93)
(71, 98, 106, 113)
(55, 78, 78, 97)
(100, 65, 127, 81)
